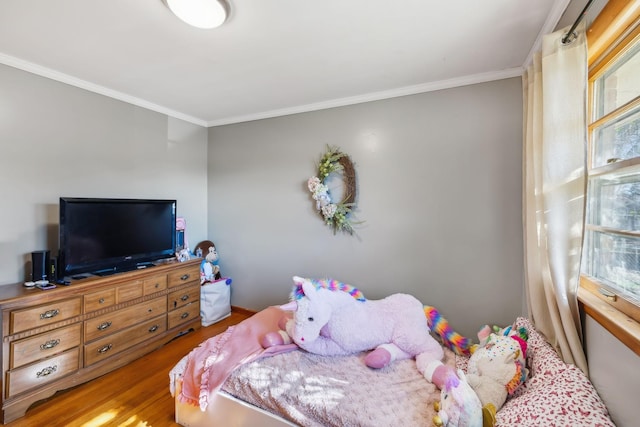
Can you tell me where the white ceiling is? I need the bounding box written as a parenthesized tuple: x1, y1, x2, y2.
(0, 0, 575, 127)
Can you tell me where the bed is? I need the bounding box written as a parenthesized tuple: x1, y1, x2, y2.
(170, 307, 615, 426)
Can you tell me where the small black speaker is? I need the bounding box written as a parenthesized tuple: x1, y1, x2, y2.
(31, 250, 50, 281)
(49, 256, 58, 281)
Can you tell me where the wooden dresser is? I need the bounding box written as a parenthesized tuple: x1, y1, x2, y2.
(0, 258, 201, 423)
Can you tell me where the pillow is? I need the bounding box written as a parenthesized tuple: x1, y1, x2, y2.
(494, 318, 614, 426)
(497, 365, 614, 426)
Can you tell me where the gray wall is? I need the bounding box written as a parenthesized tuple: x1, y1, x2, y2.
(584, 315, 639, 427)
(0, 64, 209, 285)
(208, 77, 524, 338)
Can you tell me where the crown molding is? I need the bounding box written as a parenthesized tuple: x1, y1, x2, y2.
(0, 53, 208, 127)
(0, 52, 524, 129)
(206, 67, 524, 127)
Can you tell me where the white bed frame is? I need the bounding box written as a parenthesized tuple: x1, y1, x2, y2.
(174, 379, 296, 427)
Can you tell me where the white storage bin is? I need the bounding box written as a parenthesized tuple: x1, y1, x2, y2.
(200, 278, 231, 326)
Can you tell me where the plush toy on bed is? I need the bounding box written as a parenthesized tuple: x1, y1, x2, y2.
(261, 276, 483, 427)
(431, 368, 482, 427)
(465, 324, 529, 427)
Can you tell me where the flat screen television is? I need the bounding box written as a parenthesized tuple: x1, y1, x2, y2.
(59, 197, 177, 278)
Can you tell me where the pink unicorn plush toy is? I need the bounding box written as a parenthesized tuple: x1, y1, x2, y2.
(282, 276, 445, 368)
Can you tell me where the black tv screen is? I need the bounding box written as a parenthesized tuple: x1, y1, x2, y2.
(59, 197, 177, 277)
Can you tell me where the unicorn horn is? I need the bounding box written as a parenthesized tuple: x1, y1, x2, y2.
(280, 300, 298, 311)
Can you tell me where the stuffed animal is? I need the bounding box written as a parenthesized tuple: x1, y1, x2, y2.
(198, 241, 222, 284)
(279, 276, 445, 368)
(431, 369, 483, 427)
(176, 248, 191, 262)
(465, 324, 528, 427)
(415, 354, 482, 427)
(261, 277, 476, 356)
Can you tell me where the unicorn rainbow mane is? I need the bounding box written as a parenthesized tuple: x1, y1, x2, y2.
(290, 277, 366, 302)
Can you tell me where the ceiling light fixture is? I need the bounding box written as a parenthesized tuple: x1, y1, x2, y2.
(164, 0, 229, 29)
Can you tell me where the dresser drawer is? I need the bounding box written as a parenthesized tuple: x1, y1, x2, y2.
(84, 288, 116, 313)
(10, 323, 82, 369)
(117, 280, 143, 303)
(143, 275, 167, 295)
(84, 297, 167, 342)
(10, 298, 82, 334)
(168, 286, 200, 311)
(168, 301, 200, 329)
(84, 315, 167, 366)
(6, 348, 80, 397)
(167, 266, 198, 288)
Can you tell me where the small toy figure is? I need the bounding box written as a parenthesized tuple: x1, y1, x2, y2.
(431, 368, 483, 427)
(418, 356, 483, 427)
(197, 241, 222, 284)
(176, 248, 191, 262)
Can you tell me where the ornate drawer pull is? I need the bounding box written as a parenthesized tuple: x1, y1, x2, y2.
(99, 298, 105, 304)
(180, 295, 189, 301)
(40, 339, 61, 350)
(36, 365, 57, 378)
(180, 312, 189, 319)
(98, 344, 113, 354)
(180, 274, 190, 281)
(40, 309, 60, 320)
(149, 325, 159, 333)
(97, 321, 112, 331)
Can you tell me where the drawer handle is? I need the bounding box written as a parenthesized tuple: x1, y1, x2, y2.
(149, 325, 159, 333)
(181, 312, 189, 319)
(40, 339, 61, 350)
(40, 309, 60, 320)
(154, 283, 160, 289)
(97, 321, 112, 331)
(98, 344, 113, 354)
(180, 295, 189, 301)
(99, 298, 105, 304)
(180, 274, 190, 281)
(36, 365, 57, 378)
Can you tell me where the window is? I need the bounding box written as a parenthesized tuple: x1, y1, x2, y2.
(580, 0, 640, 353)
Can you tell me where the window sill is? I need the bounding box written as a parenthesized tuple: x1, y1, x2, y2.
(578, 285, 640, 357)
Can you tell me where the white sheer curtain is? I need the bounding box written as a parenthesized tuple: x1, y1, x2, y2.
(522, 23, 588, 374)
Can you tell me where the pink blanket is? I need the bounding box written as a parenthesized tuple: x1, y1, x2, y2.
(177, 306, 297, 410)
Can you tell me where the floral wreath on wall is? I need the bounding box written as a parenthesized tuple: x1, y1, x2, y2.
(307, 145, 359, 235)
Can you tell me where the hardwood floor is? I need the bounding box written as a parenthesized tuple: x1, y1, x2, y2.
(4, 309, 252, 427)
